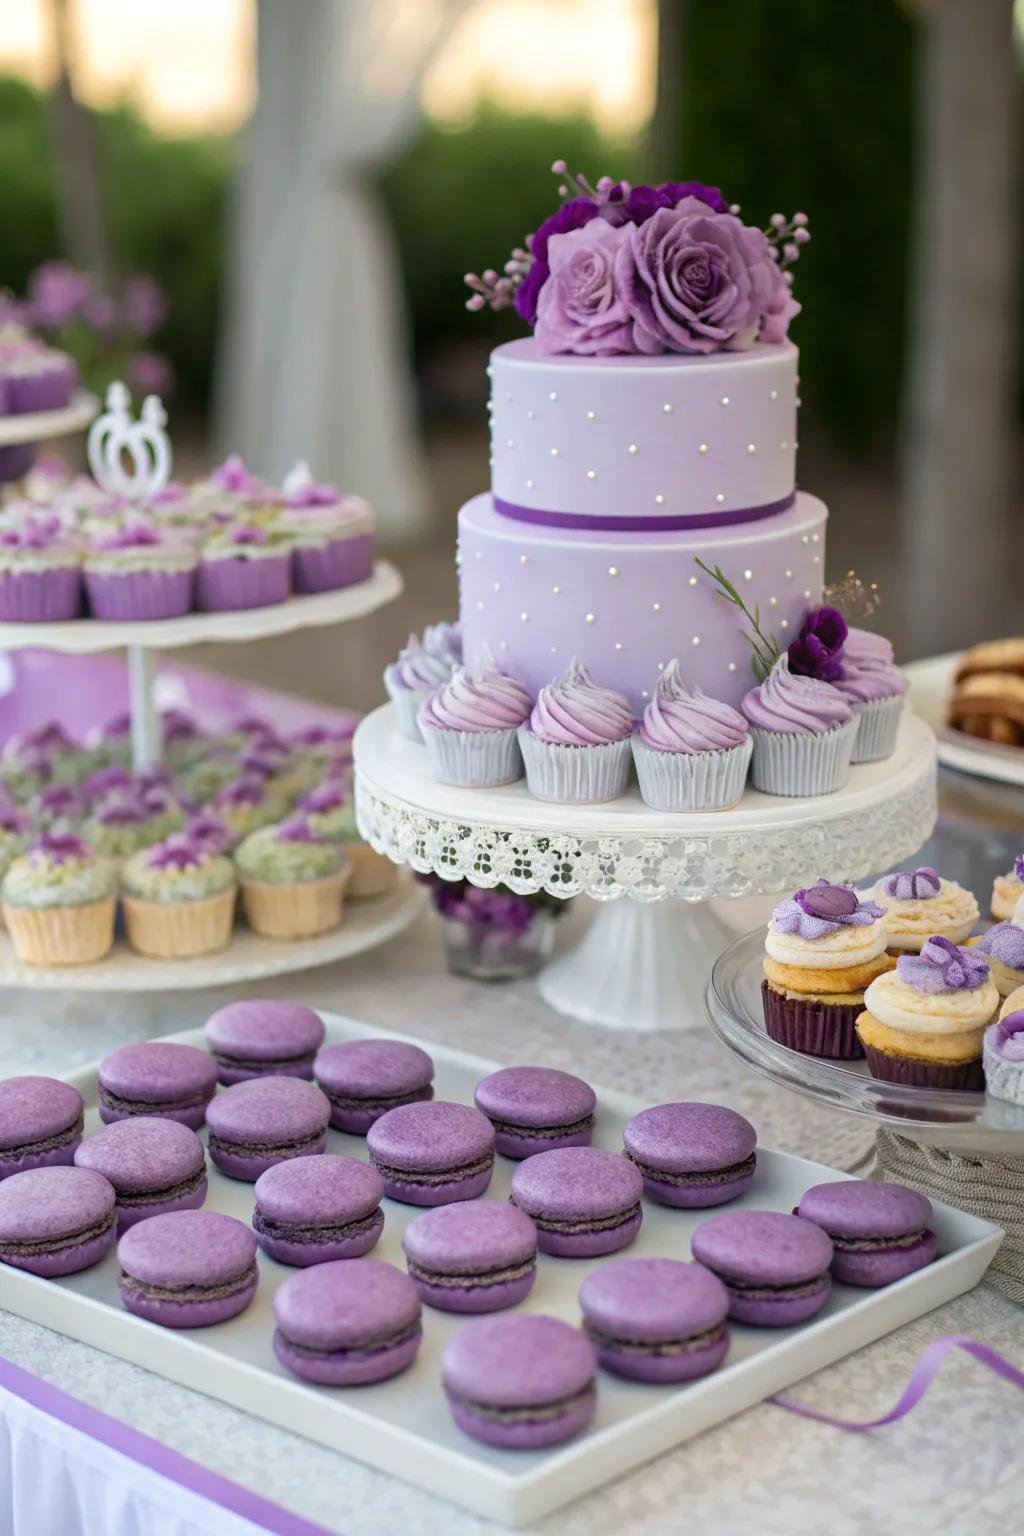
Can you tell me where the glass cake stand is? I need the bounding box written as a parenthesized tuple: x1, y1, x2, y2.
(353, 703, 938, 1031)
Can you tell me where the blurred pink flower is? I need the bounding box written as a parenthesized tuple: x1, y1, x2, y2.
(126, 350, 174, 398)
(123, 274, 168, 337)
(27, 261, 92, 328)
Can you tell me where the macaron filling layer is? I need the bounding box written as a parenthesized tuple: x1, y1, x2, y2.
(525, 1201, 642, 1238)
(252, 1207, 384, 1248)
(322, 1084, 433, 1116)
(0, 1210, 115, 1259)
(445, 1383, 596, 1426)
(583, 1318, 728, 1359)
(98, 1086, 211, 1117)
(406, 1255, 537, 1293)
(715, 1272, 830, 1303)
(274, 1319, 422, 1364)
(119, 1258, 258, 1306)
(3, 1116, 84, 1159)
(827, 1227, 931, 1253)
(624, 1150, 756, 1190)
(115, 1165, 207, 1209)
(208, 1130, 325, 1161)
(211, 1049, 318, 1076)
(369, 1151, 494, 1189)
(487, 1113, 595, 1144)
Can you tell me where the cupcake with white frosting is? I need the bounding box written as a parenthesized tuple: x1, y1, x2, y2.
(990, 855, 1024, 922)
(632, 661, 752, 811)
(384, 632, 459, 743)
(972, 911, 1024, 998)
(419, 652, 532, 787)
(834, 628, 908, 763)
(857, 936, 996, 1090)
(761, 879, 892, 1058)
(871, 866, 978, 953)
(741, 655, 857, 796)
(518, 657, 633, 804)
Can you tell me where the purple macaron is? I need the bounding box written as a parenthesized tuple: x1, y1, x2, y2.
(510, 1147, 643, 1258)
(367, 1100, 495, 1206)
(691, 1210, 834, 1326)
(795, 1180, 938, 1287)
(252, 1154, 384, 1266)
(402, 1201, 538, 1313)
(0, 1075, 85, 1181)
(74, 1117, 207, 1230)
(0, 1166, 117, 1277)
(118, 1209, 258, 1328)
(205, 1076, 331, 1181)
(204, 1000, 326, 1085)
(313, 1038, 434, 1134)
(442, 1314, 597, 1449)
(474, 1066, 596, 1160)
(98, 1042, 219, 1130)
(623, 1102, 757, 1209)
(579, 1258, 730, 1383)
(272, 1258, 423, 1385)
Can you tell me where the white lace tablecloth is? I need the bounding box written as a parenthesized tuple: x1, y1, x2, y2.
(1, 899, 1021, 1536)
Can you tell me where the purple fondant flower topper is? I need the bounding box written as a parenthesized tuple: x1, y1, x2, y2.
(276, 815, 323, 844)
(32, 831, 90, 864)
(881, 867, 941, 901)
(773, 878, 884, 940)
(787, 606, 848, 683)
(994, 1011, 1024, 1062)
(897, 935, 989, 994)
(148, 836, 205, 870)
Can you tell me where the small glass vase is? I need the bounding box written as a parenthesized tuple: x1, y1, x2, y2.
(438, 907, 557, 982)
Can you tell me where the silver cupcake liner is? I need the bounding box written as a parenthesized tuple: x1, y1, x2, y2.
(851, 695, 904, 764)
(518, 727, 632, 804)
(983, 1030, 1024, 1107)
(385, 675, 432, 744)
(631, 734, 752, 812)
(748, 717, 858, 797)
(421, 724, 523, 787)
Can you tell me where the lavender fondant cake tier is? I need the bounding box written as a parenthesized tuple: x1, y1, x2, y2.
(458, 491, 826, 712)
(488, 339, 797, 528)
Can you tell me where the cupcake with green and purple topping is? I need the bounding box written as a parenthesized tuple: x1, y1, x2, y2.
(30, 782, 84, 832)
(159, 709, 210, 771)
(121, 835, 237, 958)
(83, 791, 185, 864)
(212, 776, 286, 845)
(1, 832, 115, 965)
(83, 521, 196, 621)
(519, 657, 633, 804)
(278, 462, 374, 594)
(632, 661, 752, 812)
(299, 778, 397, 898)
(419, 653, 532, 787)
(384, 633, 459, 743)
(182, 810, 233, 856)
(857, 936, 997, 1089)
(235, 816, 349, 939)
(0, 514, 81, 622)
(833, 628, 907, 763)
(178, 748, 239, 806)
(196, 519, 291, 612)
(0, 739, 53, 805)
(0, 803, 30, 889)
(741, 654, 856, 796)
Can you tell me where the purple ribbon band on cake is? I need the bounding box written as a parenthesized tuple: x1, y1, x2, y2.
(492, 491, 796, 533)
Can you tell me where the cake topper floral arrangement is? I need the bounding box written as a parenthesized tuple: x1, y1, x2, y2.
(464, 161, 810, 357)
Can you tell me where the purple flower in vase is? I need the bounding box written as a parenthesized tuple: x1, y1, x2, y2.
(788, 606, 849, 682)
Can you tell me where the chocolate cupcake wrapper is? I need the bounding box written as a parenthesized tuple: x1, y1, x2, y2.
(385, 677, 432, 744)
(518, 727, 632, 804)
(85, 567, 195, 621)
(292, 535, 373, 594)
(421, 723, 523, 788)
(861, 1041, 984, 1091)
(761, 981, 864, 1059)
(851, 696, 904, 764)
(748, 717, 857, 797)
(196, 555, 290, 612)
(632, 735, 752, 812)
(0, 566, 81, 622)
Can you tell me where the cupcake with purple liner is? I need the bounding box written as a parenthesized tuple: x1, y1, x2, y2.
(983, 1009, 1024, 1106)
(442, 1315, 596, 1450)
(121, 835, 237, 958)
(252, 1154, 384, 1265)
(0, 1075, 84, 1180)
(212, 776, 286, 844)
(117, 1210, 258, 1328)
(190, 454, 278, 516)
(795, 1180, 937, 1287)
(632, 660, 752, 811)
(278, 461, 374, 594)
(519, 657, 633, 804)
(972, 916, 1024, 997)
(857, 936, 997, 1089)
(0, 514, 81, 622)
(741, 654, 856, 796)
(0, 1166, 116, 1278)
(834, 627, 907, 763)
(196, 519, 291, 611)
(761, 879, 892, 1058)
(579, 1258, 730, 1383)
(1, 832, 115, 965)
(871, 866, 978, 953)
(402, 1201, 538, 1314)
(83, 521, 196, 621)
(419, 650, 532, 788)
(98, 1042, 218, 1129)
(75, 1116, 208, 1229)
(235, 816, 349, 939)
(384, 632, 459, 743)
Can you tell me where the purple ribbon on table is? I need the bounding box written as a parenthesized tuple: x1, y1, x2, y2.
(771, 1335, 1024, 1429)
(493, 491, 795, 533)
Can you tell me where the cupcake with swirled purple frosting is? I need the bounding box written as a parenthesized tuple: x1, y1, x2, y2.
(518, 657, 633, 804)
(632, 660, 752, 811)
(419, 651, 532, 787)
(384, 632, 459, 743)
(834, 628, 908, 764)
(741, 654, 857, 796)
(871, 866, 978, 953)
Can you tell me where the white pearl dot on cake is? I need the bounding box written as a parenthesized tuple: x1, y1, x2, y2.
(728, 661, 737, 672)
(804, 589, 812, 599)
(657, 661, 665, 671)
(801, 535, 809, 545)
(475, 551, 482, 561)
(662, 403, 672, 413)
(519, 554, 528, 565)
(769, 596, 778, 606)
(526, 409, 535, 420)
(505, 392, 513, 401)
(653, 602, 661, 612)
(520, 611, 529, 622)
(549, 391, 558, 401)
(747, 443, 757, 454)
(780, 441, 789, 451)
(692, 636, 700, 646)
(720, 396, 730, 406)
(654, 493, 665, 505)
(780, 619, 789, 629)
(552, 585, 561, 595)
(743, 569, 753, 580)
(628, 443, 638, 454)
(715, 493, 725, 504)
(587, 469, 596, 480)
(506, 439, 514, 449)
(493, 581, 501, 592)
(785, 568, 793, 579)
(698, 442, 709, 454)
(476, 600, 484, 610)
(550, 646, 557, 654)
(812, 532, 820, 543)
(586, 410, 596, 420)
(608, 565, 618, 576)
(526, 479, 534, 490)
(688, 576, 698, 587)
(770, 389, 778, 400)
(585, 613, 596, 624)
(550, 448, 559, 457)
(614, 642, 623, 651)
(499, 640, 507, 651)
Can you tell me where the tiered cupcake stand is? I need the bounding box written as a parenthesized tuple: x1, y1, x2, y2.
(0, 387, 425, 988)
(354, 703, 938, 1031)
(0, 390, 99, 483)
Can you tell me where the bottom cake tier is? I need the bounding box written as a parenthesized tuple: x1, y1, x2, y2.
(457, 491, 827, 712)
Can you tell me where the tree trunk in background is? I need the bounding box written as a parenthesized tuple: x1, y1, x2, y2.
(48, 0, 111, 281)
(902, 0, 1018, 657)
(650, 0, 684, 174)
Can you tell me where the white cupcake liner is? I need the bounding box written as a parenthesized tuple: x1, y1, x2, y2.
(983, 1029, 1024, 1106)
(421, 723, 523, 787)
(631, 734, 752, 812)
(385, 675, 432, 743)
(748, 717, 858, 797)
(851, 695, 904, 764)
(518, 726, 632, 804)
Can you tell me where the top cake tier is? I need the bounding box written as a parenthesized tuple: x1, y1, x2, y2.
(488, 338, 797, 529)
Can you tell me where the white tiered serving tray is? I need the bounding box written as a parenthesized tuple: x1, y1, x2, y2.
(1, 1015, 1001, 1526)
(904, 653, 1024, 789)
(0, 391, 99, 449)
(354, 703, 937, 1030)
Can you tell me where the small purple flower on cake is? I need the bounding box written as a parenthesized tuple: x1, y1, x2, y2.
(215, 777, 269, 810)
(975, 922, 1024, 972)
(184, 813, 232, 855)
(34, 784, 82, 821)
(897, 935, 989, 993)
(224, 522, 269, 547)
(880, 867, 941, 901)
(772, 879, 884, 940)
(300, 781, 347, 814)
(991, 1012, 1024, 1062)
(208, 456, 260, 495)
(93, 521, 162, 552)
(0, 515, 66, 550)
(83, 764, 133, 804)
(94, 794, 151, 827)
(282, 461, 340, 509)
(146, 836, 205, 871)
(275, 815, 323, 844)
(31, 831, 91, 864)
(787, 606, 848, 682)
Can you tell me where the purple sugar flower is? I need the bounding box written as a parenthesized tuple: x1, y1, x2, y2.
(535, 218, 636, 355)
(898, 935, 989, 993)
(276, 815, 322, 844)
(1, 515, 63, 550)
(788, 606, 849, 682)
(301, 780, 346, 814)
(237, 745, 289, 779)
(36, 784, 82, 816)
(794, 881, 859, 920)
(228, 522, 268, 546)
(881, 867, 941, 901)
(1015, 855, 1024, 884)
(101, 711, 132, 741)
(215, 777, 266, 809)
(209, 456, 256, 493)
(96, 521, 162, 552)
(147, 836, 203, 871)
(160, 708, 199, 743)
(96, 796, 150, 826)
(604, 180, 728, 225)
(33, 831, 90, 863)
(515, 197, 604, 325)
(185, 812, 232, 855)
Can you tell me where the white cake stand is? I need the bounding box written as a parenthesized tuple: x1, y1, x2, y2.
(353, 704, 938, 1031)
(0, 390, 99, 450)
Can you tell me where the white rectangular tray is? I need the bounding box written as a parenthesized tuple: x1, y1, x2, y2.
(0, 1016, 1002, 1527)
